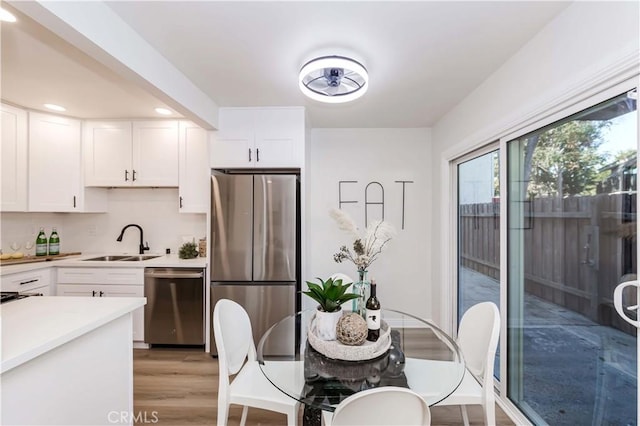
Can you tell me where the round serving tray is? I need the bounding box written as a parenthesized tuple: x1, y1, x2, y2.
(307, 313, 391, 361)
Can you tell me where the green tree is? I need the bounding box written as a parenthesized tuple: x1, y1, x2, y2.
(611, 148, 637, 164)
(526, 120, 609, 197)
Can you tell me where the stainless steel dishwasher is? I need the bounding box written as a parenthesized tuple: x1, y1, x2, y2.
(144, 268, 205, 346)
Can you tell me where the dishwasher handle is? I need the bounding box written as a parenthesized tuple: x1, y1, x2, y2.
(145, 271, 204, 279)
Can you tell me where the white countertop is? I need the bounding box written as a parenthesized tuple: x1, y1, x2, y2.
(0, 296, 146, 374)
(0, 253, 207, 275)
(60, 253, 207, 268)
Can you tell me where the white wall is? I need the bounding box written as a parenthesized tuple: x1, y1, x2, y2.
(307, 128, 432, 318)
(0, 188, 206, 256)
(431, 1, 640, 327)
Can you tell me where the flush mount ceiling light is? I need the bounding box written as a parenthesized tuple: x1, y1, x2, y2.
(154, 107, 172, 115)
(0, 8, 16, 23)
(298, 55, 368, 103)
(43, 103, 66, 112)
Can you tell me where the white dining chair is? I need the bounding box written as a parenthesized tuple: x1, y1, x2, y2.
(325, 387, 431, 426)
(435, 301, 500, 426)
(329, 273, 356, 312)
(329, 273, 354, 285)
(213, 299, 300, 426)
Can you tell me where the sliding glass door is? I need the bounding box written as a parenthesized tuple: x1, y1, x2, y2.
(456, 147, 501, 378)
(507, 90, 637, 424)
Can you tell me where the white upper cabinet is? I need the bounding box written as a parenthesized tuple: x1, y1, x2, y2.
(84, 120, 179, 187)
(1, 104, 28, 211)
(133, 121, 179, 186)
(28, 112, 106, 212)
(254, 108, 305, 167)
(211, 107, 304, 168)
(84, 121, 133, 186)
(211, 108, 253, 168)
(178, 121, 210, 213)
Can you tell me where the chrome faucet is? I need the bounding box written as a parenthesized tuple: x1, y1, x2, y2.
(116, 224, 150, 255)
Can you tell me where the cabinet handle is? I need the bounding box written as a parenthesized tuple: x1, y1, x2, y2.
(248, 148, 252, 162)
(92, 290, 97, 297)
(125, 170, 129, 181)
(99, 291, 104, 297)
(73, 195, 77, 208)
(256, 148, 260, 162)
(20, 279, 38, 286)
(179, 196, 183, 208)
(132, 170, 137, 181)
(145, 271, 204, 279)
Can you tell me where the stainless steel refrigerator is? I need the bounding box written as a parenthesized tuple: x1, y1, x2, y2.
(210, 171, 299, 356)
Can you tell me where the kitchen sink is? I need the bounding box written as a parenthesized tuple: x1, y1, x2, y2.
(120, 255, 162, 261)
(82, 255, 162, 262)
(83, 255, 131, 261)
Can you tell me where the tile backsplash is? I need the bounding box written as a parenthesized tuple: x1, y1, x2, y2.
(0, 188, 206, 256)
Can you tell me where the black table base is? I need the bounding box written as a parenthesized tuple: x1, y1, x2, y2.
(300, 331, 407, 426)
(303, 406, 322, 426)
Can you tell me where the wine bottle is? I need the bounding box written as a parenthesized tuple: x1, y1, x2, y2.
(35, 227, 48, 257)
(366, 279, 381, 342)
(48, 227, 60, 256)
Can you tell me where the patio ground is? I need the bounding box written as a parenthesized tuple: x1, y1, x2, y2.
(460, 267, 637, 426)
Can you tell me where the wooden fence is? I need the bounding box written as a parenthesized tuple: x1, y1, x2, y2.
(460, 193, 637, 334)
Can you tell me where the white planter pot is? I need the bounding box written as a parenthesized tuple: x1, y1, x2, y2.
(315, 308, 343, 341)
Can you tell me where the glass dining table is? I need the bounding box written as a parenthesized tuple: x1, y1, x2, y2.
(257, 308, 466, 426)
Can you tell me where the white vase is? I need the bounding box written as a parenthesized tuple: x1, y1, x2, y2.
(315, 307, 343, 341)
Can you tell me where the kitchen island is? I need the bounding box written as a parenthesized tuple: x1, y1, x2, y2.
(1, 296, 146, 425)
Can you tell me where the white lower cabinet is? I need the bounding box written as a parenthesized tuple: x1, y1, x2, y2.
(56, 268, 144, 341)
(1, 268, 52, 295)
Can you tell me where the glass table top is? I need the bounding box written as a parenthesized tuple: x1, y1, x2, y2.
(257, 308, 466, 412)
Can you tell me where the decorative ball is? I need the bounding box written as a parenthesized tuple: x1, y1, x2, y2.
(336, 313, 368, 346)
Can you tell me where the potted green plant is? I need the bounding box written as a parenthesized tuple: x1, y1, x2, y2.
(303, 277, 360, 341)
(178, 241, 199, 259)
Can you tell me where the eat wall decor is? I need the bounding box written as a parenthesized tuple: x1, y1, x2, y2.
(338, 180, 414, 230)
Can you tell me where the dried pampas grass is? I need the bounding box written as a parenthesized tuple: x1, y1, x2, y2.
(330, 208, 396, 271)
(329, 208, 360, 239)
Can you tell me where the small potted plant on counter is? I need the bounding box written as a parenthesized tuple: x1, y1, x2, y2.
(178, 241, 199, 259)
(303, 277, 360, 341)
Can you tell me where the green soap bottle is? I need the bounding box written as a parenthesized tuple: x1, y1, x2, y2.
(48, 227, 60, 256)
(35, 227, 48, 256)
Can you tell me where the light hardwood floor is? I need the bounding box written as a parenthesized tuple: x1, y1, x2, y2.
(133, 348, 515, 426)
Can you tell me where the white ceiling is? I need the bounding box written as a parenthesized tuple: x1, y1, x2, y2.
(0, 4, 180, 120)
(2, 1, 570, 128)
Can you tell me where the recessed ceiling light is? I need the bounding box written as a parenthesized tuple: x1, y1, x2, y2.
(0, 8, 17, 23)
(299, 55, 368, 104)
(155, 107, 172, 115)
(43, 103, 66, 112)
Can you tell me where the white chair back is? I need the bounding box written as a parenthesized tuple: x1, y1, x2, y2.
(457, 302, 500, 382)
(329, 273, 354, 285)
(213, 298, 300, 426)
(331, 387, 431, 426)
(614, 280, 640, 328)
(213, 299, 256, 375)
